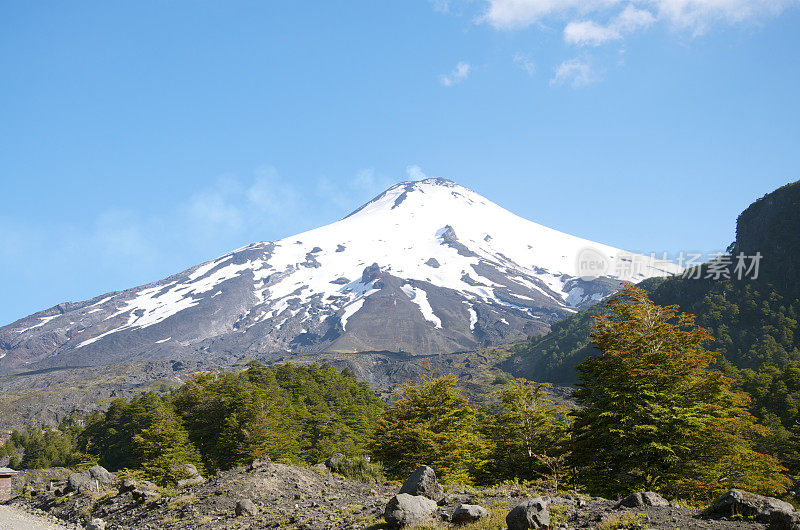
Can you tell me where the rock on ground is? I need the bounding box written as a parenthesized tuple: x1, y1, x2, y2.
(384, 493, 438, 527)
(507, 497, 551, 530)
(711, 489, 795, 518)
(398, 465, 444, 500)
(66, 465, 113, 493)
(8, 462, 796, 529)
(710, 489, 797, 528)
(451, 503, 489, 524)
(618, 492, 670, 508)
(235, 499, 258, 517)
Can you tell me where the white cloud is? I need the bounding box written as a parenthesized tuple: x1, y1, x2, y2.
(617, 4, 658, 30)
(565, 5, 655, 45)
(480, 0, 794, 39)
(564, 20, 622, 45)
(316, 168, 395, 211)
(480, 0, 612, 30)
(655, 0, 793, 32)
(513, 53, 537, 75)
(550, 58, 597, 87)
(406, 165, 428, 180)
(439, 61, 472, 86)
(430, 0, 451, 13)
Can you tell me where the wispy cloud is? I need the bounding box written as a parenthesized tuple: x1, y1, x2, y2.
(0, 166, 399, 292)
(0, 166, 408, 324)
(406, 165, 428, 180)
(430, 0, 451, 13)
(513, 53, 536, 75)
(439, 61, 472, 86)
(316, 168, 395, 211)
(479, 0, 795, 39)
(551, 58, 598, 88)
(564, 6, 655, 46)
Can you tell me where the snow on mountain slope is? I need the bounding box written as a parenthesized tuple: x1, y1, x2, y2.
(0, 178, 680, 370)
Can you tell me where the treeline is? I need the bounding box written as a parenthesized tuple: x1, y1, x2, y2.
(0, 287, 792, 501)
(1, 363, 383, 483)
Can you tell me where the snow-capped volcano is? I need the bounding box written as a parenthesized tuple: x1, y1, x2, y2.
(0, 178, 680, 370)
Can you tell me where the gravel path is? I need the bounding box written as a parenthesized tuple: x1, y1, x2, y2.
(0, 505, 72, 530)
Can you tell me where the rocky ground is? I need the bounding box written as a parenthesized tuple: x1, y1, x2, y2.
(4, 461, 792, 529)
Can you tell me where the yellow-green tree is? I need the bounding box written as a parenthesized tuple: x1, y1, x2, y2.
(132, 403, 204, 484)
(484, 379, 570, 485)
(370, 373, 487, 484)
(571, 284, 789, 500)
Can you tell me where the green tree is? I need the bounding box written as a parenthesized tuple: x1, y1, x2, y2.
(571, 284, 789, 500)
(6, 420, 85, 470)
(80, 392, 202, 480)
(484, 378, 570, 484)
(370, 372, 488, 484)
(171, 362, 382, 472)
(171, 370, 301, 472)
(131, 401, 203, 483)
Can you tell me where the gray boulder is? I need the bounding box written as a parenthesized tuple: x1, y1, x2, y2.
(236, 499, 258, 517)
(170, 463, 199, 477)
(132, 481, 159, 503)
(88, 466, 113, 484)
(170, 463, 205, 488)
(399, 465, 444, 500)
(710, 489, 794, 522)
(768, 510, 800, 530)
(507, 497, 551, 530)
(177, 476, 205, 488)
(617, 492, 669, 508)
(384, 493, 438, 527)
(67, 466, 113, 493)
(451, 504, 489, 525)
(67, 472, 93, 493)
(438, 492, 475, 506)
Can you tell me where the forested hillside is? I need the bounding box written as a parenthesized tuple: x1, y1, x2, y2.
(504, 180, 800, 465)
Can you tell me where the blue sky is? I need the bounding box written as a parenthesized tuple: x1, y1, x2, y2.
(1, 0, 799, 325)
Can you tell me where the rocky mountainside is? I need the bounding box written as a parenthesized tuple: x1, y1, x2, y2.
(0, 178, 678, 373)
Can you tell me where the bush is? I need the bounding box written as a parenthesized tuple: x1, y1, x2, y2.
(325, 455, 384, 483)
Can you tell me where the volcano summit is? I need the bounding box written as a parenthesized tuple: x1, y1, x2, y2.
(0, 178, 680, 371)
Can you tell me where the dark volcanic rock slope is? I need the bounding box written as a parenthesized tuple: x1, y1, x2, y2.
(0, 178, 679, 371)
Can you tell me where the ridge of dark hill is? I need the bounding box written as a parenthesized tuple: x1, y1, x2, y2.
(503, 179, 800, 385)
